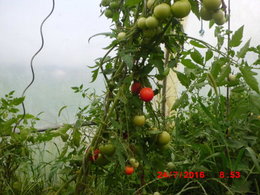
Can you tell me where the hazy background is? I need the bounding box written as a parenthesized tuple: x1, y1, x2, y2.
(0, 0, 259, 128)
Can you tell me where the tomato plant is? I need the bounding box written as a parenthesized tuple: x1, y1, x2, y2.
(2, 0, 260, 194)
(71, 0, 260, 193)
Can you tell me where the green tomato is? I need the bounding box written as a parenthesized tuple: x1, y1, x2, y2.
(13, 181, 22, 191)
(104, 9, 113, 18)
(225, 191, 233, 195)
(129, 158, 139, 168)
(117, 32, 126, 40)
(133, 115, 146, 126)
(228, 74, 236, 81)
(101, 0, 110, 7)
(200, 6, 213, 21)
(154, 3, 171, 20)
(212, 9, 226, 25)
(159, 143, 170, 151)
(157, 131, 171, 145)
(203, 0, 221, 11)
(154, 192, 161, 195)
(145, 16, 159, 28)
(147, 0, 155, 9)
(166, 162, 175, 169)
(171, 0, 191, 18)
(109, 1, 120, 9)
(99, 143, 116, 156)
(137, 17, 147, 29)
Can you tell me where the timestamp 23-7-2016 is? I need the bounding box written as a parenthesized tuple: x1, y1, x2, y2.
(157, 171, 241, 179)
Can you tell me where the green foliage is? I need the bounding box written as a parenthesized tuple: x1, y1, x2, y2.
(1, 0, 259, 194)
(230, 25, 244, 47)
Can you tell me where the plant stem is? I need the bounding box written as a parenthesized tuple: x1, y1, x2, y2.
(226, 0, 231, 118)
(75, 89, 121, 193)
(162, 48, 170, 121)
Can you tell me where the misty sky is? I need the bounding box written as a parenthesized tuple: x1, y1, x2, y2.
(0, 0, 259, 127)
(0, 0, 113, 68)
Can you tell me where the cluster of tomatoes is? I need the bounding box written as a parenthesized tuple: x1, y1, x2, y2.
(88, 81, 171, 175)
(124, 157, 140, 175)
(121, 82, 155, 175)
(128, 81, 172, 175)
(131, 81, 154, 102)
(118, 0, 192, 41)
(200, 0, 226, 25)
(101, 0, 120, 18)
(88, 143, 116, 166)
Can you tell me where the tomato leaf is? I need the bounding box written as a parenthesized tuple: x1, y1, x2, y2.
(190, 40, 206, 48)
(190, 49, 204, 65)
(176, 72, 191, 88)
(209, 20, 214, 29)
(189, 0, 200, 20)
(216, 64, 231, 86)
(245, 147, 260, 172)
(181, 59, 197, 69)
(88, 32, 113, 43)
(58, 106, 67, 117)
(168, 58, 178, 68)
(240, 66, 259, 93)
(172, 92, 189, 110)
(121, 54, 134, 70)
(249, 93, 260, 111)
(237, 39, 251, 59)
(12, 97, 25, 106)
(210, 59, 225, 79)
(197, 98, 220, 129)
(230, 26, 244, 47)
(90, 68, 99, 83)
(205, 49, 213, 62)
(72, 128, 81, 148)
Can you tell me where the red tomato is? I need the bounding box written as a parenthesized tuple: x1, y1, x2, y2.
(89, 149, 100, 161)
(125, 166, 134, 175)
(139, 87, 154, 102)
(131, 82, 142, 94)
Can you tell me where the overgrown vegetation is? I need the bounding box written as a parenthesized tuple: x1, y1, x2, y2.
(0, 0, 260, 194)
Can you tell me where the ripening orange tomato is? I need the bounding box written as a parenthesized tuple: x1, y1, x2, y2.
(125, 166, 134, 175)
